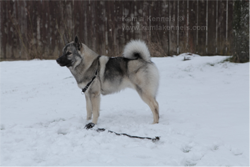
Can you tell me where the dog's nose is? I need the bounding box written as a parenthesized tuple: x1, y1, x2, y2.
(56, 58, 60, 64)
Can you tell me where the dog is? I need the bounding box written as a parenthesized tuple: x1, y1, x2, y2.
(56, 36, 160, 126)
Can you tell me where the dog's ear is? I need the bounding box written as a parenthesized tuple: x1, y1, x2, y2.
(74, 36, 81, 51)
(74, 36, 79, 44)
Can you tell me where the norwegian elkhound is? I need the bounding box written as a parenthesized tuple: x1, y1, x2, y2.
(56, 36, 159, 126)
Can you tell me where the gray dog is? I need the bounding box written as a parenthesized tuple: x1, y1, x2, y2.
(57, 36, 160, 126)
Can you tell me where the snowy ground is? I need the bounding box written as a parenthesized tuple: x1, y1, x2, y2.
(0, 54, 249, 166)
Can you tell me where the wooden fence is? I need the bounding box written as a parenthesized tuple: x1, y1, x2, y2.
(0, 0, 234, 60)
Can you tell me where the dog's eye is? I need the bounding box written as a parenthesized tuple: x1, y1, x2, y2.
(66, 52, 72, 56)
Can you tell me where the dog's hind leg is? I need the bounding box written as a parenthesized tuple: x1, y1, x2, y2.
(85, 94, 92, 120)
(136, 86, 159, 124)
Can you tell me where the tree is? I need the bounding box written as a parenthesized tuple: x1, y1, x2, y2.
(232, 0, 249, 63)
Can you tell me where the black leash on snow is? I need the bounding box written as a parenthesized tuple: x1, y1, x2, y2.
(84, 123, 160, 142)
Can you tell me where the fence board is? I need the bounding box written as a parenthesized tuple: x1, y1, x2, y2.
(151, 1, 158, 43)
(1, 1, 6, 59)
(227, 0, 234, 55)
(160, 0, 169, 56)
(83, 1, 88, 46)
(169, 1, 177, 55)
(179, 0, 187, 54)
(94, 1, 101, 55)
(197, 0, 207, 55)
(6, 1, 12, 59)
(110, 1, 116, 55)
(134, 0, 141, 40)
(114, 0, 120, 56)
(218, 0, 227, 55)
(86, 1, 91, 47)
(187, 0, 197, 53)
(207, 0, 217, 55)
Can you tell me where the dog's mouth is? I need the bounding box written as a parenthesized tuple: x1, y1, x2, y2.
(58, 62, 72, 67)
(56, 58, 72, 67)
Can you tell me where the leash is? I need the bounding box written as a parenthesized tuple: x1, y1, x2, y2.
(84, 123, 160, 142)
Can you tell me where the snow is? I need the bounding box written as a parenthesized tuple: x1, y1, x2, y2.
(0, 54, 249, 166)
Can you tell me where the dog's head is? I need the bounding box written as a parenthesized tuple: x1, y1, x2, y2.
(56, 36, 82, 68)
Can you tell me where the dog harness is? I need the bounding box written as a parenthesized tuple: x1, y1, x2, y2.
(82, 70, 98, 93)
(82, 56, 101, 93)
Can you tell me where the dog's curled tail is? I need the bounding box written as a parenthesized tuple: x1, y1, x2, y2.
(123, 40, 151, 61)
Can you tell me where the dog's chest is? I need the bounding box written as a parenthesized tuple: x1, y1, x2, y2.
(77, 82, 88, 89)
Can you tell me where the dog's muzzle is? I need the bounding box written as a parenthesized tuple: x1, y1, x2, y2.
(56, 57, 71, 67)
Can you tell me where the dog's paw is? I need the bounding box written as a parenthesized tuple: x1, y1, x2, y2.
(84, 122, 95, 129)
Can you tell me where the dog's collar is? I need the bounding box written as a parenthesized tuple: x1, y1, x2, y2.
(81, 55, 101, 93)
(82, 70, 98, 93)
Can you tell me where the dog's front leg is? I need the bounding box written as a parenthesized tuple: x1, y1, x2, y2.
(85, 94, 92, 120)
(90, 91, 101, 124)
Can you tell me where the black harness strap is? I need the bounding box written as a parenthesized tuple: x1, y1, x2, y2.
(82, 56, 101, 93)
(82, 70, 98, 93)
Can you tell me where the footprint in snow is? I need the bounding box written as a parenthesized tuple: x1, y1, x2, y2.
(181, 143, 194, 153)
(182, 159, 196, 166)
(231, 148, 243, 156)
(57, 128, 68, 135)
(1, 124, 5, 130)
(182, 145, 192, 153)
